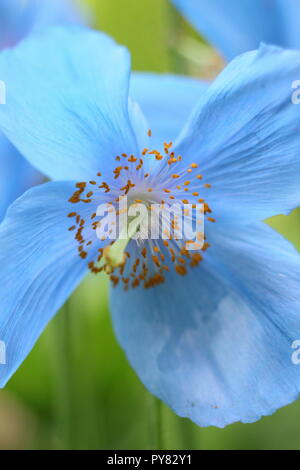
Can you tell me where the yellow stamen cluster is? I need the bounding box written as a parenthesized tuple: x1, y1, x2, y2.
(67, 132, 215, 290)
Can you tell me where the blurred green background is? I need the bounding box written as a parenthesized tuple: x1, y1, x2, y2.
(2, 0, 300, 450)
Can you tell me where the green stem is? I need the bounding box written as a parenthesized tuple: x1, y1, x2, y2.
(148, 394, 164, 450)
(178, 418, 199, 450)
(52, 299, 76, 449)
(155, 398, 164, 450)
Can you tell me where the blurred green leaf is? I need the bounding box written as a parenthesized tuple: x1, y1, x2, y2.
(84, 0, 171, 72)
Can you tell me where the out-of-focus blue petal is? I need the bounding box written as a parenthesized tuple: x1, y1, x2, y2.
(280, 0, 300, 48)
(174, 45, 300, 223)
(0, 181, 91, 387)
(0, 134, 42, 222)
(0, 0, 85, 221)
(0, 26, 140, 182)
(0, 0, 81, 49)
(0, 0, 36, 48)
(31, 0, 84, 29)
(130, 73, 208, 149)
(111, 222, 300, 427)
(171, 0, 300, 60)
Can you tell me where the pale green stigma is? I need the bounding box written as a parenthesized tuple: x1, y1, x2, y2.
(103, 215, 142, 269)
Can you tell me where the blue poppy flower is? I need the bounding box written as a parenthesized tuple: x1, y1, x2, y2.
(0, 0, 83, 221)
(172, 0, 300, 60)
(0, 25, 299, 428)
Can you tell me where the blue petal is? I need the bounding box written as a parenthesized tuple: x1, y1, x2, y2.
(130, 73, 208, 149)
(174, 45, 300, 223)
(0, 26, 140, 181)
(111, 222, 300, 427)
(0, 181, 92, 387)
(0, 0, 81, 49)
(0, 0, 84, 223)
(31, 0, 84, 29)
(280, 0, 300, 48)
(128, 98, 150, 152)
(0, 133, 42, 222)
(171, 0, 300, 60)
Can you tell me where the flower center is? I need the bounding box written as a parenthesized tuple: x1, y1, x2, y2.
(67, 134, 215, 290)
